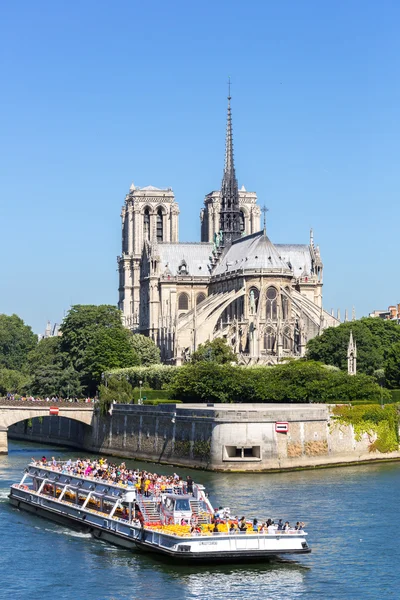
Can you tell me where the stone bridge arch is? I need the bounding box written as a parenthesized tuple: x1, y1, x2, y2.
(0, 402, 94, 454)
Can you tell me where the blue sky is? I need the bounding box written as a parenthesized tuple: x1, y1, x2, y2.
(1, 1, 399, 333)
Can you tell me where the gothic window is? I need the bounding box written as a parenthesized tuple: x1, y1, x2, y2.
(157, 207, 163, 242)
(282, 293, 289, 320)
(283, 327, 292, 350)
(144, 209, 150, 241)
(266, 287, 278, 320)
(240, 210, 245, 233)
(178, 292, 189, 311)
(264, 327, 276, 353)
(196, 293, 206, 306)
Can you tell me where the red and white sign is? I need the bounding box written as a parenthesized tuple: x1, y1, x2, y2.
(275, 422, 289, 433)
(49, 406, 59, 416)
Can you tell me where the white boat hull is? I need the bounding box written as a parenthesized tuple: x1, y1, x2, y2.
(9, 486, 311, 563)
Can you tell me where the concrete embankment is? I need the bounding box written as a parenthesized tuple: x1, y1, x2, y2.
(8, 403, 400, 472)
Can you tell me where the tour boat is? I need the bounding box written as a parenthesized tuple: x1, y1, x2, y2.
(9, 461, 311, 563)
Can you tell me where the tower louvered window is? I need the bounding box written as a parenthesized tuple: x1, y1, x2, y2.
(144, 209, 150, 241)
(157, 208, 163, 242)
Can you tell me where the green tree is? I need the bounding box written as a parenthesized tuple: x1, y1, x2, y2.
(27, 337, 62, 371)
(384, 342, 400, 389)
(306, 318, 400, 375)
(99, 377, 134, 415)
(81, 328, 139, 394)
(59, 305, 139, 395)
(168, 362, 242, 402)
(0, 314, 37, 371)
(191, 338, 237, 365)
(0, 368, 32, 395)
(167, 360, 389, 404)
(30, 365, 82, 398)
(60, 305, 123, 369)
(130, 334, 160, 365)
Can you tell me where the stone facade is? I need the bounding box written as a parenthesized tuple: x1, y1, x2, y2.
(117, 95, 339, 364)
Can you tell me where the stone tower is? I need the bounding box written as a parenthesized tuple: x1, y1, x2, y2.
(117, 184, 180, 330)
(347, 330, 357, 376)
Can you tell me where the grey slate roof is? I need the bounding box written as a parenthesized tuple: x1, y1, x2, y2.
(158, 242, 213, 277)
(213, 231, 292, 275)
(275, 244, 312, 278)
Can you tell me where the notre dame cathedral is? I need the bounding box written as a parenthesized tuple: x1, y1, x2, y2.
(118, 92, 338, 364)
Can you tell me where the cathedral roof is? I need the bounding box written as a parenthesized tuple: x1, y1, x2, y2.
(157, 242, 213, 277)
(213, 231, 292, 276)
(275, 244, 313, 279)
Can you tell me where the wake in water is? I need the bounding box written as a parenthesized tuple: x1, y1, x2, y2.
(0, 489, 10, 502)
(43, 527, 93, 539)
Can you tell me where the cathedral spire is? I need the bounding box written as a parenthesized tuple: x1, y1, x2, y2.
(220, 79, 241, 245)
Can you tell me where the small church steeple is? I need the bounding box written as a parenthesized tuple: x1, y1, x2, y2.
(347, 330, 357, 376)
(219, 79, 241, 245)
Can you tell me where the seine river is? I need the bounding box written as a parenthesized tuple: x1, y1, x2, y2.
(1, 440, 399, 600)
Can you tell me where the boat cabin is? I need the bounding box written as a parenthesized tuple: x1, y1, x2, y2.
(160, 494, 193, 525)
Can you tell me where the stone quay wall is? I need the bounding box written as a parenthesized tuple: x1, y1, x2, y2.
(8, 403, 400, 472)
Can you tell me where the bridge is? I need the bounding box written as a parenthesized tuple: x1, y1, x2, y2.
(0, 400, 95, 454)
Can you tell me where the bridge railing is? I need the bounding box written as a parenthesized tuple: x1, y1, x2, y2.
(0, 397, 97, 407)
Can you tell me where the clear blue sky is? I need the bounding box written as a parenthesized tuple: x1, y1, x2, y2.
(1, 0, 399, 333)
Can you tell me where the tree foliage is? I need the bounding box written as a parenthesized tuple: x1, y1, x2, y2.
(130, 334, 160, 365)
(306, 318, 400, 375)
(59, 305, 139, 394)
(30, 365, 82, 398)
(27, 337, 62, 371)
(384, 341, 400, 389)
(0, 314, 37, 371)
(81, 328, 139, 394)
(167, 360, 390, 404)
(191, 338, 237, 365)
(0, 368, 32, 395)
(99, 378, 134, 415)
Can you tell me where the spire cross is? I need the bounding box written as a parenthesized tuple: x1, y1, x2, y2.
(262, 205, 269, 232)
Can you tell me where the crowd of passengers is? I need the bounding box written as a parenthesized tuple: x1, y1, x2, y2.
(32, 456, 305, 534)
(32, 456, 194, 496)
(212, 510, 305, 534)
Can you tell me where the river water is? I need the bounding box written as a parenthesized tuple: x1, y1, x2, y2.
(1, 440, 399, 600)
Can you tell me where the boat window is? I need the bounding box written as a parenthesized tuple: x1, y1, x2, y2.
(165, 497, 174, 510)
(175, 499, 190, 511)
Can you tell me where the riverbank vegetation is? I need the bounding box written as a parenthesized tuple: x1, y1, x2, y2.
(332, 404, 399, 453)
(0, 306, 160, 398)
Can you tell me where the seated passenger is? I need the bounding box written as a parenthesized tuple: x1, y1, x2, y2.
(239, 517, 247, 532)
(267, 522, 276, 534)
(260, 522, 268, 533)
(252, 519, 258, 532)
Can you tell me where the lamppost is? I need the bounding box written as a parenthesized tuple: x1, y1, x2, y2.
(139, 380, 143, 405)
